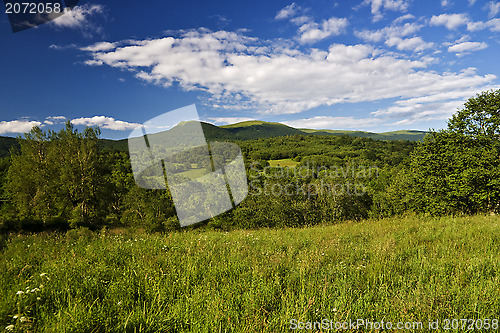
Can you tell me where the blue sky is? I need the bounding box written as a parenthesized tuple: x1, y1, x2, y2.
(1, 0, 500, 139)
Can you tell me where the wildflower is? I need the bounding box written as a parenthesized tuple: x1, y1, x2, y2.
(13, 315, 18, 319)
(19, 316, 27, 323)
(5, 325, 15, 331)
(37, 297, 41, 301)
(16, 291, 24, 295)
(40, 273, 47, 277)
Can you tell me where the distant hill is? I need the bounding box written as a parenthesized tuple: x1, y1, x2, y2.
(300, 128, 428, 141)
(0, 136, 19, 158)
(0, 122, 428, 157)
(220, 121, 304, 140)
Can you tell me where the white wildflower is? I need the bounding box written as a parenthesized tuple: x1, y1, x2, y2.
(16, 291, 24, 295)
(5, 325, 15, 331)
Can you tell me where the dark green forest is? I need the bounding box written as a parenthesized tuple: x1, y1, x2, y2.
(1, 89, 499, 233)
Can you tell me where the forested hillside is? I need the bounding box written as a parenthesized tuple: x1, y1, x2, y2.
(0, 123, 416, 232)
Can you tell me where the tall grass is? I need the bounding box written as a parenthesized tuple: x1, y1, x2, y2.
(1, 214, 500, 332)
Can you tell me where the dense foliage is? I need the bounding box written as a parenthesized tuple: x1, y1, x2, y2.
(376, 89, 500, 217)
(0, 123, 414, 232)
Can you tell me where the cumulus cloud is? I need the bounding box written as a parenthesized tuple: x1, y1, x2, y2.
(282, 116, 383, 129)
(356, 22, 431, 52)
(275, 3, 301, 20)
(298, 17, 349, 43)
(277, 5, 349, 44)
(467, 18, 500, 31)
(51, 4, 104, 28)
(80, 29, 496, 120)
(430, 13, 469, 30)
(372, 83, 500, 124)
(361, 0, 410, 22)
(487, 1, 500, 18)
(448, 41, 488, 54)
(80, 41, 117, 52)
(43, 116, 67, 125)
(0, 120, 42, 135)
(206, 117, 257, 125)
(386, 36, 433, 51)
(441, 0, 452, 7)
(71, 116, 140, 130)
(49, 4, 105, 37)
(356, 22, 422, 42)
(428, 13, 500, 33)
(393, 14, 415, 23)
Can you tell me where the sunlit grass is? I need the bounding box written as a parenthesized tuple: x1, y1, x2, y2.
(268, 159, 298, 168)
(1, 214, 500, 332)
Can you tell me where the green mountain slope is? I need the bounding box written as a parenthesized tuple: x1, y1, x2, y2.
(0, 136, 19, 158)
(221, 121, 304, 140)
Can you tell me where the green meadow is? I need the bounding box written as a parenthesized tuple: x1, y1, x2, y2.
(267, 159, 299, 168)
(1, 214, 500, 332)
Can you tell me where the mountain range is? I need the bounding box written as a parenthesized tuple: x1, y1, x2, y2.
(0, 121, 428, 157)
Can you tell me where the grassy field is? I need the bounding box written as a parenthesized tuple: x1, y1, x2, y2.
(1, 214, 500, 332)
(268, 159, 299, 168)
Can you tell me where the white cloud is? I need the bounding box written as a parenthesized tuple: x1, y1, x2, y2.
(43, 116, 67, 125)
(282, 116, 383, 129)
(80, 42, 116, 52)
(356, 22, 423, 42)
(0, 120, 42, 135)
(49, 44, 77, 50)
(393, 14, 415, 23)
(372, 83, 500, 124)
(441, 0, 453, 7)
(290, 16, 311, 25)
(81, 29, 496, 117)
(386, 36, 433, 51)
(430, 13, 469, 30)
(467, 18, 500, 31)
(49, 4, 105, 37)
(46, 116, 67, 121)
(71, 116, 140, 130)
(489, 18, 500, 30)
(275, 3, 300, 20)
(356, 22, 431, 51)
(298, 17, 349, 43)
(487, 1, 500, 18)
(50, 4, 104, 28)
(448, 41, 488, 54)
(361, 0, 410, 22)
(206, 117, 257, 125)
(469, 0, 477, 5)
